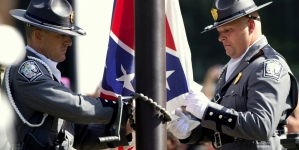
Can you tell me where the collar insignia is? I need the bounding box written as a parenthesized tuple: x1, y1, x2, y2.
(234, 72, 242, 84)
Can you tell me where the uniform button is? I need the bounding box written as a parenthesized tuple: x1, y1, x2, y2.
(228, 118, 232, 122)
(231, 90, 234, 93)
(105, 100, 108, 102)
(209, 112, 213, 116)
(112, 101, 116, 104)
(219, 115, 222, 119)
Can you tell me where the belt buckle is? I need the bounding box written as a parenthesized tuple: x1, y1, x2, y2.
(214, 132, 222, 148)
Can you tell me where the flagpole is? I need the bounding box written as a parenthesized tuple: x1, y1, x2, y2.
(135, 0, 166, 149)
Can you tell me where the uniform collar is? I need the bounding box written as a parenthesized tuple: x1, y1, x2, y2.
(26, 45, 61, 81)
(222, 35, 268, 85)
(225, 36, 265, 81)
(229, 35, 265, 62)
(244, 35, 268, 62)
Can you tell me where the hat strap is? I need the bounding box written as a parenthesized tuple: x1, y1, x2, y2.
(246, 15, 260, 21)
(24, 12, 74, 30)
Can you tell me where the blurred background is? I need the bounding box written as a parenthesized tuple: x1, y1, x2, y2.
(1, 0, 298, 93)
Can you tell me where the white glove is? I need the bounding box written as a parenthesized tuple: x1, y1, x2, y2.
(167, 108, 200, 139)
(183, 90, 210, 119)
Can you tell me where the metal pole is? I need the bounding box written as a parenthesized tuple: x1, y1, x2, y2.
(135, 0, 166, 149)
(0, 64, 2, 86)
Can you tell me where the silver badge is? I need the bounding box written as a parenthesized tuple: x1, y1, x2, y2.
(263, 59, 283, 80)
(18, 60, 43, 81)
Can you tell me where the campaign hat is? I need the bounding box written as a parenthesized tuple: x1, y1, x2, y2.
(10, 0, 86, 36)
(202, 0, 272, 33)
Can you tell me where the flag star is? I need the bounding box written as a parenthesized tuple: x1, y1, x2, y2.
(116, 65, 135, 92)
(166, 70, 175, 90)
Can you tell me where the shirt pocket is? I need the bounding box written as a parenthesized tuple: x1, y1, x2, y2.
(221, 83, 247, 112)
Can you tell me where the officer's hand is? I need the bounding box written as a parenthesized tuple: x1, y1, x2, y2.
(167, 108, 200, 139)
(125, 119, 133, 135)
(183, 90, 210, 119)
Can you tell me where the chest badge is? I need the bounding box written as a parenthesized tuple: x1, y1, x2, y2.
(234, 72, 242, 84)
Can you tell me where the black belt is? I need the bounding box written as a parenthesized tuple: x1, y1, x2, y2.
(213, 132, 243, 149)
(213, 128, 285, 149)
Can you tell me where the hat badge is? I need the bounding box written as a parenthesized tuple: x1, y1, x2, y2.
(211, 8, 218, 21)
(70, 11, 75, 23)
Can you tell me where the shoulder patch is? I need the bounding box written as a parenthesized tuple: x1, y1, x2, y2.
(18, 60, 44, 82)
(263, 59, 283, 80)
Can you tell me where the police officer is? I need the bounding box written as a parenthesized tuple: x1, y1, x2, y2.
(1, 0, 132, 149)
(168, 0, 298, 149)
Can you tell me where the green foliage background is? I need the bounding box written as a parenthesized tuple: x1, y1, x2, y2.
(179, 0, 299, 84)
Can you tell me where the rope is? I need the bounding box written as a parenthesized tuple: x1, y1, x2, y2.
(125, 93, 172, 130)
(5, 56, 52, 127)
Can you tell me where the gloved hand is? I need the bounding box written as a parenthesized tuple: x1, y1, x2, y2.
(183, 90, 210, 119)
(167, 108, 200, 139)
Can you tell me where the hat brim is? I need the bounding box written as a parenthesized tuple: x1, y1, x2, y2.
(201, 1, 272, 34)
(10, 9, 86, 36)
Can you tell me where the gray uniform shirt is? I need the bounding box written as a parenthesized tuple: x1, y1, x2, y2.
(1, 50, 130, 150)
(181, 36, 298, 150)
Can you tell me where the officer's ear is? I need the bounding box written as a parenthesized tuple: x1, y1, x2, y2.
(34, 29, 43, 42)
(248, 19, 255, 34)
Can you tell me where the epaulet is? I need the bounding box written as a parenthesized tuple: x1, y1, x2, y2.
(262, 44, 282, 60)
(275, 51, 287, 62)
(261, 44, 290, 68)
